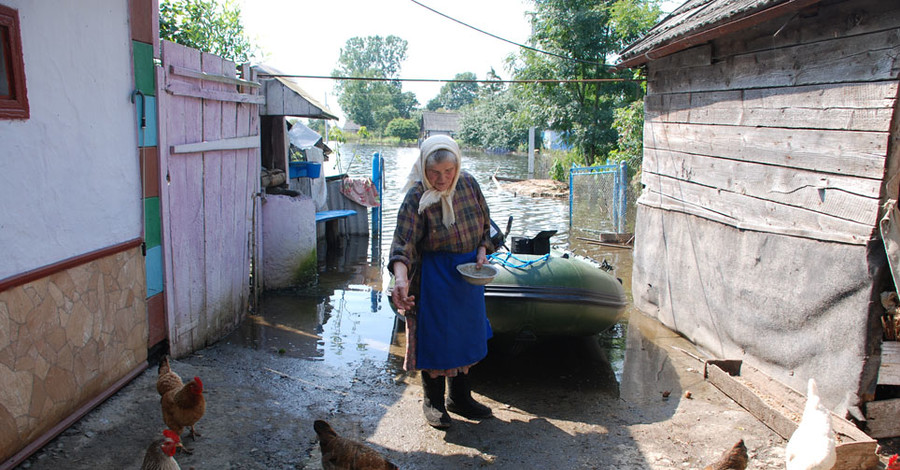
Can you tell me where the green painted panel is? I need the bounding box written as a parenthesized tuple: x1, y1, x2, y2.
(132, 40, 155, 96)
(144, 196, 161, 249)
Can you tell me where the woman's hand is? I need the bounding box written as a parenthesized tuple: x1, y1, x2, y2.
(476, 246, 488, 268)
(391, 261, 415, 312)
(392, 279, 416, 311)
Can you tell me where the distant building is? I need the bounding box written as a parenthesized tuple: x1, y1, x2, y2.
(542, 130, 571, 151)
(343, 120, 361, 134)
(421, 111, 460, 139)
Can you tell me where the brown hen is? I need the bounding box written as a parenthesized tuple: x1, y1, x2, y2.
(156, 355, 206, 442)
(140, 429, 181, 470)
(314, 420, 398, 470)
(703, 439, 748, 470)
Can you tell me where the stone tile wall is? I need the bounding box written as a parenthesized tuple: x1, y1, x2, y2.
(0, 246, 148, 462)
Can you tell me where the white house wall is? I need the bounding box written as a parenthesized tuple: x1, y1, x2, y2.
(0, 0, 141, 280)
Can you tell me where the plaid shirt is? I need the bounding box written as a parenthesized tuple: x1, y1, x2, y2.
(389, 171, 494, 292)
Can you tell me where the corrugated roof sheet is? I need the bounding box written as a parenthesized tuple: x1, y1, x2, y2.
(617, 0, 797, 66)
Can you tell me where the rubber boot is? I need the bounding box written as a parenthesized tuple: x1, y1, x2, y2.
(421, 371, 451, 429)
(446, 372, 493, 419)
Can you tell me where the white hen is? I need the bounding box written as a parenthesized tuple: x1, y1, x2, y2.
(785, 378, 836, 470)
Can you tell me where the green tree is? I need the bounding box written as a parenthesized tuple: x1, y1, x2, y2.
(427, 72, 479, 111)
(608, 99, 644, 176)
(304, 118, 326, 136)
(386, 118, 420, 142)
(512, 0, 660, 165)
(333, 36, 416, 134)
(458, 84, 528, 152)
(159, 0, 257, 63)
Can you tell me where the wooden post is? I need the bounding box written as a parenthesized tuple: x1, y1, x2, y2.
(528, 126, 535, 177)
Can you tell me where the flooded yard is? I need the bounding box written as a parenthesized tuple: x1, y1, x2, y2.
(15, 144, 795, 469)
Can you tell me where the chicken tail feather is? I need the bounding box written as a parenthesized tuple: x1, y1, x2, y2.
(158, 355, 171, 375)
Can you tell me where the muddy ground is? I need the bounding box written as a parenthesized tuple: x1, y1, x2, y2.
(13, 302, 899, 470)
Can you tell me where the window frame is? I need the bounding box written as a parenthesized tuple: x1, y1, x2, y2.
(0, 4, 28, 120)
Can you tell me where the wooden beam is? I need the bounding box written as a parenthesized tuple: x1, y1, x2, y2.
(645, 81, 898, 133)
(649, 28, 900, 94)
(642, 149, 882, 224)
(644, 121, 888, 180)
(638, 190, 872, 245)
(640, 174, 875, 242)
(707, 363, 799, 439)
(169, 64, 260, 87)
(171, 135, 260, 155)
(706, 362, 879, 467)
(166, 81, 265, 105)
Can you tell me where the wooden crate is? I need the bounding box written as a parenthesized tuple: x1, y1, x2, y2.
(705, 360, 879, 470)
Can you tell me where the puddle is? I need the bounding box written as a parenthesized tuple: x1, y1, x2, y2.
(230, 142, 687, 408)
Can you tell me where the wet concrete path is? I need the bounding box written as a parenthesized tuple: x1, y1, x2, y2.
(15, 234, 797, 469)
(14, 145, 895, 469)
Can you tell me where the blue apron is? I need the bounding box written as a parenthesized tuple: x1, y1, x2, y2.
(416, 250, 493, 370)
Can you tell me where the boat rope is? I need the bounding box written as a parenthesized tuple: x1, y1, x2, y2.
(488, 252, 550, 269)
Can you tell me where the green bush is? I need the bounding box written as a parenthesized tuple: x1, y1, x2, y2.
(549, 158, 566, 182)
(385, 118, 419, 142)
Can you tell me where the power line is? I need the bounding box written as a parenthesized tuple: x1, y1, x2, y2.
(256, 74, 643, 84)
(408, 0, 614, 68)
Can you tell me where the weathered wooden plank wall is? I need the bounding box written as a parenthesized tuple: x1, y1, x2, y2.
(158, 40, 260, 356)
(640, 0, 900, 245)
(631, 0, 900, 410)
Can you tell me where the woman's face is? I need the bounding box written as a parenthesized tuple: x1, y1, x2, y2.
(425, 160, 457, 192)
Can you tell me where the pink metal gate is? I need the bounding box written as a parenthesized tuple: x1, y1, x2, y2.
(156, 40, 262, 356)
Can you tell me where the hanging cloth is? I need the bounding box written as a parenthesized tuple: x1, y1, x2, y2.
(415, 250, 492, 370)
(340, 176, 380, 207)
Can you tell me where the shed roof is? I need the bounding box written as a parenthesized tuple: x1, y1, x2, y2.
(422, 111, 460, 133)
(254, 64, 338, 120)
(616, 0, 821, 69)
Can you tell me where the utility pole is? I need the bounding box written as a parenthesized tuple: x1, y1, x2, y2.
(528, 126, 535, 178)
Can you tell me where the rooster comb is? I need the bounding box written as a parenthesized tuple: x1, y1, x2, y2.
(162, 429, 180, 442)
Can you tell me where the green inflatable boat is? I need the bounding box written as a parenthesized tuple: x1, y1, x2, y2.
(388, 222, 628, 341)
(483, 250, 627, 339)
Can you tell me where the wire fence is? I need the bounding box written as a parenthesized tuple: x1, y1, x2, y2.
(569, 163, 630, 234)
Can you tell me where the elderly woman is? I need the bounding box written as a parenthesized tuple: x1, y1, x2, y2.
(389, 135, 494, 429)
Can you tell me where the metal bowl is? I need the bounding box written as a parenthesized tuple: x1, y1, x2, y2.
(456, 263, 499, 286)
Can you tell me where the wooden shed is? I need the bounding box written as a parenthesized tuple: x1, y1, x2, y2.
(421, 111, 460, 139)
(616, 0, 900, 433)
(254, 64, 337, 179)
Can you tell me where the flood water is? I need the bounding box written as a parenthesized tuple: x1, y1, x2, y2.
(230, 142, 643, 397)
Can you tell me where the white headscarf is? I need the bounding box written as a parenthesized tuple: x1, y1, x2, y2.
(403, 135, 462, 228)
